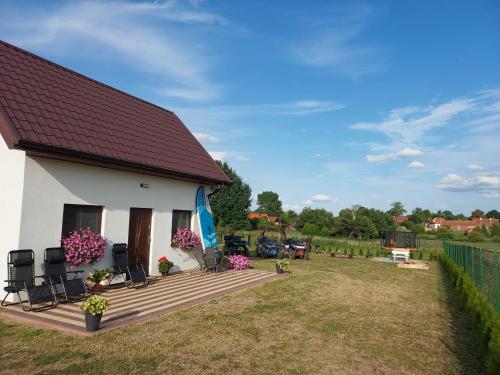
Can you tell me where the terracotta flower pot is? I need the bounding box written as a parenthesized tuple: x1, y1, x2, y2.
(91, 283, 104, 293)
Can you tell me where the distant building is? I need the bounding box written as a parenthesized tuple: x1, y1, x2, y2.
(427, 217, 499, 233)
(393, 215, 408, 224)
(248, 213, 279, 224)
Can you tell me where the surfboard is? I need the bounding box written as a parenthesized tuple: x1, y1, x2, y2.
(196, 186, 218, 249)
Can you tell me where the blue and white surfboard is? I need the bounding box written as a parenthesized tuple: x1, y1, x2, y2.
(196, 186, 218, 249)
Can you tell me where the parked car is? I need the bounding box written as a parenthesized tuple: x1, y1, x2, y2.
(256, 236, 280, 258)
(223, 234, 249, 256)
(281, 239, 308, 259)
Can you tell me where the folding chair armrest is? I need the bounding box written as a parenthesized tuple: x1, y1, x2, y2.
(4, 279, 23, 283)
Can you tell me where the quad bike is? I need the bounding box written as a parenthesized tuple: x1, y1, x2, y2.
(281, 238, 308, 259)
(256, 236, 280, 258)
(223, 234, 249, 256)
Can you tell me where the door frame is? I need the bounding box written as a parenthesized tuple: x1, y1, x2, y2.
(128, 207, 153, 276)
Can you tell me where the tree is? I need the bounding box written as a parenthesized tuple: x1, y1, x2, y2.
(471, 209, 485, 218)
(387, 201, 406, 217)
(256, 191, 283, 217)
(491, 223, 500, 236)
(408, 208, 433, 224)
(281, 210, 298, 226)
(302, 223, 320, 236)
(486, 210, 500, 219)
(297, 208, 336, 231)
(209, 161, 252, 230)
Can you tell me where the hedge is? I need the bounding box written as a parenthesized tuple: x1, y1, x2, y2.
(439, 252, 500, 373)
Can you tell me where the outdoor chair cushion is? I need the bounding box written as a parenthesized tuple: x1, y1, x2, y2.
(13, 258, 33, 267)
(48, 255, 66, 264)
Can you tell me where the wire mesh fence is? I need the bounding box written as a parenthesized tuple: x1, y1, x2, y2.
(443, 242, 500, 313)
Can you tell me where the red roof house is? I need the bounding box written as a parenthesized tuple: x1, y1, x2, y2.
(0, 40, 229, 298)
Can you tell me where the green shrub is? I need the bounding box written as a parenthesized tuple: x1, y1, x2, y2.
(375, 249, 380, 257)
(358, 248, 364, 256)
(469, 230, 487, 242)
(440, 253, 500, 373)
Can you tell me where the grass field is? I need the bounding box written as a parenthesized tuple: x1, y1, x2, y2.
(0, 255, 482, 374)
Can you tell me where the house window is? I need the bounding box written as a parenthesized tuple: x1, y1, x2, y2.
(172, 210, 192, 235)
(62, 204, 103, 236)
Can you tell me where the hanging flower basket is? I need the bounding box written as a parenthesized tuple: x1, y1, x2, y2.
(61, 228, 107, 267)
(171, 228, 201, 251)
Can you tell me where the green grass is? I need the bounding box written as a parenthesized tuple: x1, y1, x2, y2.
(0, 255, 483, 374)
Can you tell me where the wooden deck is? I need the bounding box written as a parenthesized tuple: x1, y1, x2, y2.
(0, 269, 281, 335)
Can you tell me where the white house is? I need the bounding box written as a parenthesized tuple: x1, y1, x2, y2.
(0, 40, 230, 301)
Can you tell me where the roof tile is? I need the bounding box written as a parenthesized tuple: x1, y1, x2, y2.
(0, 40, 229, 184)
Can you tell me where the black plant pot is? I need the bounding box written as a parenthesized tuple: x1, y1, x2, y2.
(85, 313, 102, 332)
(276, 264, 284, 274)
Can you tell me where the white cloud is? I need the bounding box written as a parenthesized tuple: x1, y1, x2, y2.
(351, 89, 500, 164)
(408, 161, 425, 169)
(303, 194, 336, 204)
(0, 0, 226, 101)
(313, 153, 331, 158)
(208, 151, 227, 161)
(366, 147, 423, 162)
(291, 4, 384, 78)
(193, 132, 220, 143)
(436, 172, 500, 197)
(235, 155, 250, 161)
(466, 163, 484, 170)
(483, 192, 500, 199)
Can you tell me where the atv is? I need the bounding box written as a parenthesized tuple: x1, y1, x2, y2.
(256, 236, 280, 258)
(223, 234, 249, 256)
(281, 238, 308, 259)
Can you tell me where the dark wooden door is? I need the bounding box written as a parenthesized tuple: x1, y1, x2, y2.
(128, 208, 152, 275)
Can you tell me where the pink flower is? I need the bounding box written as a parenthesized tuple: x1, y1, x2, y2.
(61, 228, 107, 266)
(227, 255, 251, 271)
(171, 228, 201, 250)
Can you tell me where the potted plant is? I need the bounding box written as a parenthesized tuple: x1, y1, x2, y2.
(276, 259, 289, 274)
(171, 228, 201, 251)
(85, 269, 110, 292)
(81, 295, 109, 332)
(158, 256, 174, 276)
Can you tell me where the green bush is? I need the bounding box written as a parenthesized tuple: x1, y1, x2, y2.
(440, 253, 500, 373)
(469, 230, 487, 242)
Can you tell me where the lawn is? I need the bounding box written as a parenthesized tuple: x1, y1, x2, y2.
(0, 255, 482, 375)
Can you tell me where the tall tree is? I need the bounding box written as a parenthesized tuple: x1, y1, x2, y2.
(297, 208, 336, 231)
(256, 191, 283, 217)
(209, 161, 252, 230)
(471, 209, 485, 218)
(486, 209, 500, 219)
(387, 201, 407, 216)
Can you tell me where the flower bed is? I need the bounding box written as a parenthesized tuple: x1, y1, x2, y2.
(227, 255, 251, 270)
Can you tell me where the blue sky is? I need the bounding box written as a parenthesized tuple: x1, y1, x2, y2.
(1, 0, 500, 215)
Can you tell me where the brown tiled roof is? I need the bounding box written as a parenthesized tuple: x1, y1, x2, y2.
(0, 40, 230, 184)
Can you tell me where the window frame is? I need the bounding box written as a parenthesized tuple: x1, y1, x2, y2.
(171, 209, 192, 236)
(61, 204, 103, 237)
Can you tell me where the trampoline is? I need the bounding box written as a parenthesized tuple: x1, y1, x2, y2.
(381, 231, 418, 251)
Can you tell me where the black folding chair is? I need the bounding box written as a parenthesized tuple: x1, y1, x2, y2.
(1, 250, 57, 311)
(108, 244, 148, 288)
(44, 247, 87, 302)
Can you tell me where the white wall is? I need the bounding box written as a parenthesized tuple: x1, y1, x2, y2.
(0, 138, 26, 301)
(0, 155, 207, 301)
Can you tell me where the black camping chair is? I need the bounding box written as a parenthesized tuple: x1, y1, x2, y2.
(108, 243, 148, 288)
(44, 247, 88, 302)
(1, 250, 57, 311)
(203, 248, 224, 273)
